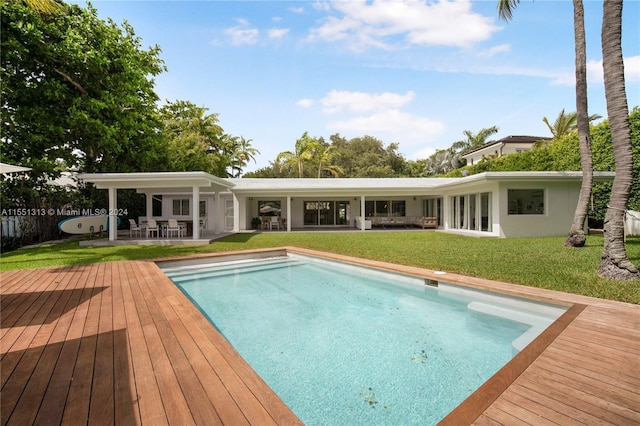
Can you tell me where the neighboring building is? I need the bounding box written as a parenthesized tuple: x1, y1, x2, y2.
(79, 171, 614, 241)
(461, 135, 551, 166)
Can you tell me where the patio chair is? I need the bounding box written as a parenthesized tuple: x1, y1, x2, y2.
(166, 219, 182, 238)
(146, 219, 159, 238)
(269, 216, 280, 230)
(128, 219, 143, 238)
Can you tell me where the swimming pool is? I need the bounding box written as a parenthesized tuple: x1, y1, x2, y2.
(161, 253, 566, 425)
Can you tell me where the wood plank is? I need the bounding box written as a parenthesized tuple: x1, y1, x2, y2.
(534, 358, 639, 409)
(120, 261, 168, 425)
(127, 261, 196, 425)
(112, 262, 141, 425)
(61, 264, 103, 425)
(88, 263, 115, 424)
(517, 371, 640, 424)
(2, 266, 82, 425)
(135, 262, 248, 425)
(32, 265, 91, 424)
(134, 265, 223, 425)
(503, 382, 600, 425)
(479, 397, 553, 425)
(0, 268, 66, 351)
(543, 345, 639, 387)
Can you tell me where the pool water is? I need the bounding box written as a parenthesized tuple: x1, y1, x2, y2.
(162, 254, 565, 425)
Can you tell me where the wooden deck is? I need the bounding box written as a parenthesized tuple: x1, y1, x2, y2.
(1, 248, 639, 425)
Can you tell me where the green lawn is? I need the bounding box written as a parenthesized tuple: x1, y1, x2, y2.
(2, 232, 639, 304)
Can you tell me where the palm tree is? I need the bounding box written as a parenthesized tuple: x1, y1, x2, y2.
(224, 135, 259, 178)
(425, 149, 460, 176)
(276, 132, 317, 178)
(598, 0, 639, 279)
(451, 126, 499, 153)
(10, 0, 62, 14)
(542, 109, 602, 139)
(314, 144, 344, 178)
(499, 0, 594, 248)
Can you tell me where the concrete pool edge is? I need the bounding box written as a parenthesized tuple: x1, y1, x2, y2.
(153, 246, 599, 423)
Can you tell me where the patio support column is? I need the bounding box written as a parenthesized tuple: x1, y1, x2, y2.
(360, 196, 366, 231)
(145, 193, 152, 221)
(233, 193, 240, 232)
(286, 196, 291, 232)
(192, 186, 200, 240)
(214, 191, 221, 235)
(108, 187, 117, 241)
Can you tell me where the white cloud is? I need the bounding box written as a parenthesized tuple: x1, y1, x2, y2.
(327, 109, 445, 146)
(310, 0, 499, 50)
(321, 90, 415, 114)
(477, 43, 511, 58)
(225, 19, 259, 46)
(551, 55, 640, 86)
(268, 28, 290, 39)
(296, 98, 314, 108)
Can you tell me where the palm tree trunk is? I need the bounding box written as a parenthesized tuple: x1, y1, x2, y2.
(565, 0, 592, 247)
(598, 0, 639, 279)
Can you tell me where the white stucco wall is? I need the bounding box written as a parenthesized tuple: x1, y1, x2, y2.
(496, 181, 580, 238)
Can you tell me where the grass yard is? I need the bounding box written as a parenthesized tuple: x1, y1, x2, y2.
(1, 232, 638, 304)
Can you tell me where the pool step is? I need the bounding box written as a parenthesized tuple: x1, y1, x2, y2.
(165, 258, 302, 283)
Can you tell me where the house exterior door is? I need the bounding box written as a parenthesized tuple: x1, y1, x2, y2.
(225, 199, 234, 230)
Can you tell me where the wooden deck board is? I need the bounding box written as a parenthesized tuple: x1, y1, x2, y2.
(1, 250, 638, 425)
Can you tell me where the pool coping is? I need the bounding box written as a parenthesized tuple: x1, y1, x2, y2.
(153, 246, 613, 424)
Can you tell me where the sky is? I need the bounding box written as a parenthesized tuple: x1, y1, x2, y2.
(77, 0, 640, 172)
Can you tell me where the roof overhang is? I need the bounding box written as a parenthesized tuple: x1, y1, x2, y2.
(78, 172, 235, 192)
(1, 162, 32, 174)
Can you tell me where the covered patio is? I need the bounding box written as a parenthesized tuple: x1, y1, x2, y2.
(78, 172, 234, 245)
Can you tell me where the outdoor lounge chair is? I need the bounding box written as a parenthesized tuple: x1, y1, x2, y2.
(146, 219, 159, 238)
(128, 219, 143, 238)
(269, 216, 280, 230)
(166, 219, 183, 238)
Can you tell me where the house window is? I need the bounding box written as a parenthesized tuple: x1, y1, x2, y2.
(365, 200, 405, 218)
(152, 195, 162, 217)
(303, 200, 349, 226)
(508, 189, 544, 215)
(173, 199, 190, 216)
(199, 200, 206, 217)
(450, 192, 492, 231)
(259, 200, 281, 216)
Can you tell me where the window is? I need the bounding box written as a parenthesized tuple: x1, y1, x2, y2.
(152, 195, 162, 217)
(304, 200, 350, 226)
(508, 189, 544, 215)
(173, 199, 190, 216)
(450, 192, 492, 231)
(365, 200, 405, 218)
(259, 201, 281, 216)
(199, 200, 206, 218)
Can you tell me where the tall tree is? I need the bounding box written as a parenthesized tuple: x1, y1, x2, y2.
(9, 0, 63, 14)
(542, 109, 602, 139)
(224, 135, 260, 178)
(598, 0, 638, 279)
(498, 0, 594, 248)
(276, 132, 317, 178)
(564, 0, 593, 247)
(425, 149, 461, 176)
(313, 143, 343, 178)
(452, 126, 499, 153)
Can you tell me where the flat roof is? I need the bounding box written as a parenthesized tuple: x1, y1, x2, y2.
(78, 171, 234, 192)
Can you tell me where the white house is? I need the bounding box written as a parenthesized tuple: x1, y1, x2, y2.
(461, 135, 551, 166)
(78, 171, 614, 242)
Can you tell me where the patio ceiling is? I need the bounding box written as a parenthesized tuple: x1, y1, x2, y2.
(78, 171, 234, 192)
